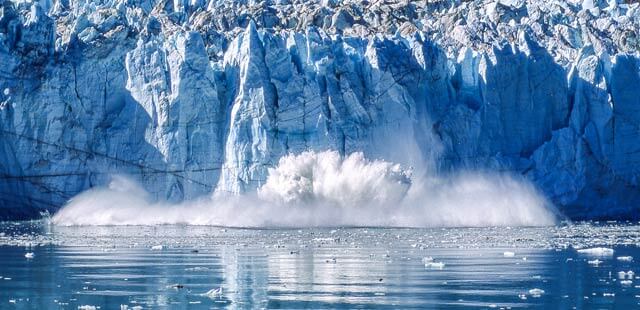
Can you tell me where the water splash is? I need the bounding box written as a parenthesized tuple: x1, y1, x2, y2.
(52, 151, 557, 227)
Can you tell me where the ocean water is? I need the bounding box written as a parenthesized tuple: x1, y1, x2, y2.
(1, 221, 640, 309)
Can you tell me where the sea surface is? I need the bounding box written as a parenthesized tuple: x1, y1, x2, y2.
(1, 221, 639, 309)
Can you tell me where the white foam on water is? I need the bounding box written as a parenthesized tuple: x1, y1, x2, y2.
(52, 151, 557, 228)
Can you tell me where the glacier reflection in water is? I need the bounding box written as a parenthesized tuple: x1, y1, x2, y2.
(1, 222, 640, 308)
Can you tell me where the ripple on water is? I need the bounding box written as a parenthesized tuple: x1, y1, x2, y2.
(0, 221, 640, 308)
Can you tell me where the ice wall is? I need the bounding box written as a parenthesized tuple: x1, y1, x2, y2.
(0, 0, 639, 220)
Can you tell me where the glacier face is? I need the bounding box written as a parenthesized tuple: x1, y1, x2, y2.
(0, 0, 639, 220)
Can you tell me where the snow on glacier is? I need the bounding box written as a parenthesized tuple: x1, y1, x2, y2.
(0, 0, 639, 220)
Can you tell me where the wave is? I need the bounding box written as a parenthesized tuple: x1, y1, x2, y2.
(51, 151, 557, 227)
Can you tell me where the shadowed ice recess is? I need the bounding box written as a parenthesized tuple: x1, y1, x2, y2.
(52, 151, 557, 227)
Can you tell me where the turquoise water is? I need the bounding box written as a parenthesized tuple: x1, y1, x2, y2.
(1, 222, 639, 309)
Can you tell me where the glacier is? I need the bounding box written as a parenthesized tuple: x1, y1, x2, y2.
(0, 0, 639, 220)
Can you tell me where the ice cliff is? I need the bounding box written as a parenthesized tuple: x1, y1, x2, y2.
(0, 0, 639, 220)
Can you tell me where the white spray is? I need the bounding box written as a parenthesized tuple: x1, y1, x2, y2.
(52, 150, 557, 227)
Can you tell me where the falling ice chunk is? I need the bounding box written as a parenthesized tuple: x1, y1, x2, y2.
(577, 247, 614, 256)
(503, 251, 515, 257)
(24, 252, 34, 259)
(529, 288, 545, 297)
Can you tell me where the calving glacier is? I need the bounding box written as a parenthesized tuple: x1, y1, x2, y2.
(0, 0, 639, 221)
(52, 151, 557, 227)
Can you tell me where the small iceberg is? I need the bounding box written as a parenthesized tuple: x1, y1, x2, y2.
(577, 247, 614, 256)
(424, 257, 445, 269)
(425, 262, 445, 269)
(529, 288, 545, 297)
(24, 252, 34, 259)
(617, 271, 635, 280)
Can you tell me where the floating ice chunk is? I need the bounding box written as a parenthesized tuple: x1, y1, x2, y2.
(78, 306, 97, 310)
(503, 251, 515, 257)
(151, 245, 164, 251)
(588, 259, 603, 266)
(621, 280, 633, 286)
(577, 247, 614, 256)
(201, 287, 223, 299)
(529, 288, 545, 297)
(9, 300, 16, 304)
(167, 284, 184, 289)
(185, 267, 210, 272)
(422, 257, 434, 263)
(618, 271, 635, 279)
(617, 256, 633, 262)
(425, 262, 445, 269)
(24, 252, 34, 259)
